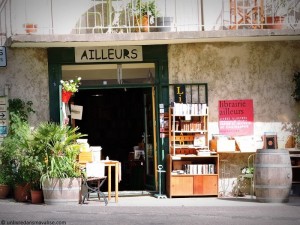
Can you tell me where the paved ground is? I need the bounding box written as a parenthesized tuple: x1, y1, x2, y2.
(1, 194, 300, 225)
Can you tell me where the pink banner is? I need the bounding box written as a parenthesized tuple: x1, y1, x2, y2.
(218, 99, 254, 136)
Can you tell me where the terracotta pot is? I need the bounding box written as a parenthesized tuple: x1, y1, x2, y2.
(264, 16, 285, 29)
(31, 190, 44, 204)
(62, 90, 73, 103)
(14, 183, 31, 202)
(24, 23, 37, 34)
(0, 184, 10, 199)
(134, 16, 150, 32)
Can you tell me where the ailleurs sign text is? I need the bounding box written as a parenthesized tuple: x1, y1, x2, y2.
(75, 46, 143, 63)
(218, 99, 253, 136)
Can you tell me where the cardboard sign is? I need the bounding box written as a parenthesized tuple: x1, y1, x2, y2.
(71, 105, 83, 120)
(218, 99, 254, 136)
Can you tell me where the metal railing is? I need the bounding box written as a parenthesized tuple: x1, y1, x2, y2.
(0, 0, 299, 38)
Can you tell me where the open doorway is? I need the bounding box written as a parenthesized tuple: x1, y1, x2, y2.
(62, 63, 156, 192)
(74, 88, 151, 191)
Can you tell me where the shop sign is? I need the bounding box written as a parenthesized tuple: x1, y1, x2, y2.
(218, 99, 254, 136)
(75, 46, 143, 63)
(174, 84, 186, 103)
(0, 46, 7, 67)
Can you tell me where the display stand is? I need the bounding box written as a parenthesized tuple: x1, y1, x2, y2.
(154, 165, 167, 199)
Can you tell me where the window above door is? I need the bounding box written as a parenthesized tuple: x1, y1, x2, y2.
(62, 63, 155, 86)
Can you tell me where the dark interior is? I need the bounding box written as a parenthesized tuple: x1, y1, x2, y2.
(73, 88, 149, 190)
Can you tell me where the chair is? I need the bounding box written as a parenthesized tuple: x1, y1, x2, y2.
(78, 152, 93, 167)
(236, 153, 255, 198)
(81, 161, 108, 205)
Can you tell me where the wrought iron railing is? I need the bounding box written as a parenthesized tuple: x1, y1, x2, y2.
(0, 0, 299, 38)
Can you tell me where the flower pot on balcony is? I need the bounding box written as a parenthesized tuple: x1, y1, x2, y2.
(133, 16, 150, 32)
(24, 23, 37, 34)
(264, 16, 285, 29)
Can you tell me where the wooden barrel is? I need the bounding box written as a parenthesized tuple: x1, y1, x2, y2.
(254, 149, 292, 203)
(42, 178, 81, 205)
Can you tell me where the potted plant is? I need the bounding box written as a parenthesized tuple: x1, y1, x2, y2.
(23, 23, 37, 34)
(0, 167, 12, 199)
(33, 122, 86, 205)
(128, 0, 159, 32)
(1, 112, 33, 202)
(1, 98, 35, 202)
(264, 0, 288, 29)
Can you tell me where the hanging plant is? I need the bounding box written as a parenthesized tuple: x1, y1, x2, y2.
(292, 72, 300, 101)
(60, 77, 81, 93)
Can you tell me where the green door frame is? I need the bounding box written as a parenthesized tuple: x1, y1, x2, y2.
(48, 45, 169, 193)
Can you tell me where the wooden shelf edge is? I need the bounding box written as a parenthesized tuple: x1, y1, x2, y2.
(171, 173, 218, 176)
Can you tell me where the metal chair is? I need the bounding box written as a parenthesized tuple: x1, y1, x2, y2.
(81, 161, 108, 205)
(236, 153, 255, 198)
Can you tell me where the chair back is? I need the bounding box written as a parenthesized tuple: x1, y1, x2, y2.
(248, 154, 255, 168)
(86, 161, 105, 178)
(79, 152, 93, 166)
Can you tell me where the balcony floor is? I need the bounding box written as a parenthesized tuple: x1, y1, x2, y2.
(7, 29, 300, 48)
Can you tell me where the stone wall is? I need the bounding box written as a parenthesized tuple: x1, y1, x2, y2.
(168, 41, 300, 196)
(0, 48, 49, 127)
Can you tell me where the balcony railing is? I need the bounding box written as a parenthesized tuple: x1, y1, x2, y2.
(0, 0, 299, 37)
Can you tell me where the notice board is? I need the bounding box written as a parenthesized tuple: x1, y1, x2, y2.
(218, 99, 254, 136)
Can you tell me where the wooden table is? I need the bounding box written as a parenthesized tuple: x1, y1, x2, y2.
(104, 160, 120, 203)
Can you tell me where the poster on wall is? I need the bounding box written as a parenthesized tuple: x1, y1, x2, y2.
(218, 99, 254, 136)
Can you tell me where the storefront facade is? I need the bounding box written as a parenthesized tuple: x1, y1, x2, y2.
(1, 41, 300, 195)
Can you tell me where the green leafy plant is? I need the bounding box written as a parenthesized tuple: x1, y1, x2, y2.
(0, 112, 33, 185)
(7, 98, 35, 123)
(128, 0, 159, 18)
(241, 166, 254, 174)
(33, 123, 86, 184)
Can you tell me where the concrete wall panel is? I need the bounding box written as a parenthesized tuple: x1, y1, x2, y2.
(0, 48, 49, 127)
(169, 41, 300, 149)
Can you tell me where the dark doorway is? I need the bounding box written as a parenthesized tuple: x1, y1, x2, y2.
(74, 88, 150, 190)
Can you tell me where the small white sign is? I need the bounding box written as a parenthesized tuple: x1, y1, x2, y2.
(0, 111, 6, 120)
(71, 105, 83, 120)
(0, 97, 6, 105)
(0, 46, 7, 67)
(0, 105, 6, 111)
(0, 120, 7, 126)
